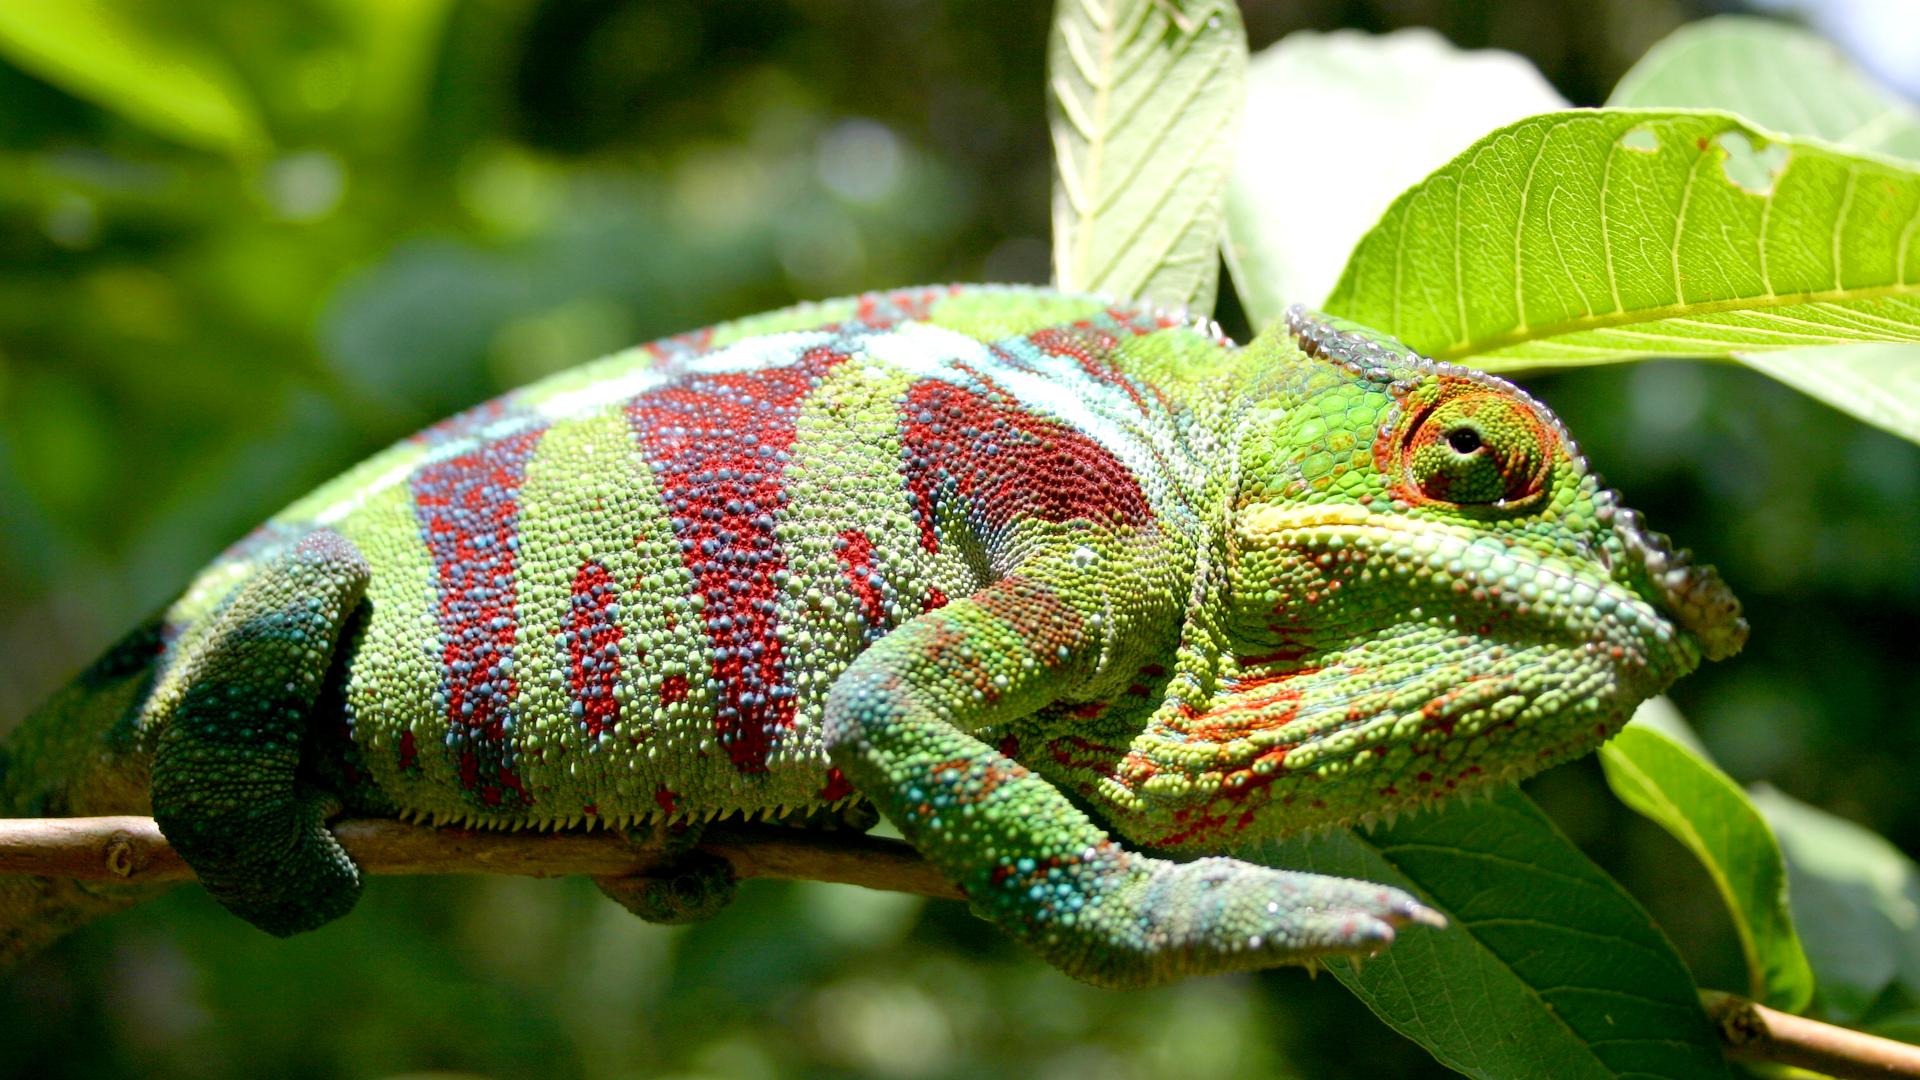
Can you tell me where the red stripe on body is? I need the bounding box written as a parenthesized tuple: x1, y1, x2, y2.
(628, 346, 850, 773)
(659, 673, 689, 705)
(1029, 327, 1150, 412)
(855, 285, 957, 327)
(412, 426, 546, 809)
(835, 529, 891, 629)
(568, 562, 625, 739)
(899, 379, 1153, 553)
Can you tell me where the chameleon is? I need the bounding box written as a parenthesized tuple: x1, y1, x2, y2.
(0, 284, 1745, 987)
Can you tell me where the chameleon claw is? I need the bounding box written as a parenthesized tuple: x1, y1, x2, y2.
(1401, 900, 1448, 930)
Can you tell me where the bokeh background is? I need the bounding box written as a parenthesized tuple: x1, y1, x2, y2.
(2, 1, 1916, 1077)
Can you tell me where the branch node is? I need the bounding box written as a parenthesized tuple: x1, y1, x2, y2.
(104, 833, 136, 878)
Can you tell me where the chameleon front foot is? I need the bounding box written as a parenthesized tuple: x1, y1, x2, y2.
(972, 849, 1442, 988)
(1086, 858, 1444, 987)
(594, 851, 738, 925)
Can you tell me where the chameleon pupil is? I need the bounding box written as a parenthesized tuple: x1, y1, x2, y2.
(1446, 427, 1482, 454)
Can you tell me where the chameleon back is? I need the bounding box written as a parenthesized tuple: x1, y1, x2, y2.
(131, 286, 1225, 830)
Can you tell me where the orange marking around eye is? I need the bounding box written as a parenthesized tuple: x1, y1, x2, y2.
(1380, 377, 1557, 507)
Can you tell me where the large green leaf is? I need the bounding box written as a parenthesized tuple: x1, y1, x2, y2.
(1609, 16, 1920, 160)
(1735, 345, 1920, 442)
(1322, 109, 1920, 367)
(0, 0, 266, 156)
(1048, 0, 1245, 313)
(1255, 789, 1728, 1079)
(1751, 786, 1920, 1021)
(1598, 699, 1813, 1011)
(1224, 28, 1566, 331)
(1607, 16, 1920, 444)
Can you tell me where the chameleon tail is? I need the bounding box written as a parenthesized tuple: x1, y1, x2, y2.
(149, 529, 371, 937)
(1, 615, 176, 969)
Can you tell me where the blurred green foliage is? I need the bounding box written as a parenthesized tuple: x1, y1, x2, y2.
(1, 1, 1916, 1077)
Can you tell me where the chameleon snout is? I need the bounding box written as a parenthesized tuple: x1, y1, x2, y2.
(1600, 498, 1749, 663)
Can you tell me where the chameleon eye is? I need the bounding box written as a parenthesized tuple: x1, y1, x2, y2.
(1398, 392, 1552, 507)
(1445, 427, 1482, 454)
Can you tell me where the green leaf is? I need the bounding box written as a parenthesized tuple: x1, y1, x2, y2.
(1606, 16, 1920, 445)
(1322, 109, 1920, 367)
(0, 0, 267, 156)
(1048, 0, 1245, 313)
(322, 0, 458, 150)
(1225, 28, 1566, 331)
(1751, 786, 1920, 1021)
(1865, 1012, 1920, 1048)
(1598, 699, 1813, 1012)
(1736, 345, 1920, 443)
(1608, 16, 1920, 160)
(1254, 789, 1728, 1079)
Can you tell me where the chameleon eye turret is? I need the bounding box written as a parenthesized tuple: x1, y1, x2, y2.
(5, 286, 1742, 987)
(1390, 388, 1552, 507)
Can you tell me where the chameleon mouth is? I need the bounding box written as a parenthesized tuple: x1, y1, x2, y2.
(1240, 503, 1709, 668)
(1592, 489, 1747, 662)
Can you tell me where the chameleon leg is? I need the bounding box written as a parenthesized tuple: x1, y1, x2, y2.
(149, 530, 370, 937)
(592, 821, 737, 924)
(825, 574, 1441, 988)
(594, 856, 738, 925)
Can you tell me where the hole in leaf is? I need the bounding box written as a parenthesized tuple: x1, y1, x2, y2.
(1618, 126, 1660, 153)
(1715, 131, 1790, 196)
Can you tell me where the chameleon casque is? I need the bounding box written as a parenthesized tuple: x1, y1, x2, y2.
(0, 284, 1746, 987)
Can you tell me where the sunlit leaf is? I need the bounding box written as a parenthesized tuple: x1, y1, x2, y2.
(1607, 16, 1920, 444)
(1599, 699, 1813, 1011)
(1224, 28, 1566, 330)
(1048, 0, 1245, 313)
(1734, 345, 1920, 443)
(1609, 16, 1920, 160)
(1751, 786, 1920, 1021)
(1323, 110, 1920, 367)
(0, 0, 266, 156)
(1254, 789, 1729, 1079)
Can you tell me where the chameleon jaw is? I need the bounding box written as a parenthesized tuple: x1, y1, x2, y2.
(1235, 502, 1700, 674)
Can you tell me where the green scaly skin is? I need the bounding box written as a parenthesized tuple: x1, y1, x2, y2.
(0, 286, 1745, 986)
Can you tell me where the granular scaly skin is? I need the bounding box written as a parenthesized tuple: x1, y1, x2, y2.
(0, 285, 1746, 985)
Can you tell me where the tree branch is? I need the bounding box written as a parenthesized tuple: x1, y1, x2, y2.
(8, 815, 1920, 1078)
(0, 814, 962, 900)
(1701, 990, 1920, 1080)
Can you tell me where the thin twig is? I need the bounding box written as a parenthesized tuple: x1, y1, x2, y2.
(1701, 990, 1920, 1079)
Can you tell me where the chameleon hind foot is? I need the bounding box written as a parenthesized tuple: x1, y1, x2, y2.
(594, 851, 738, 925)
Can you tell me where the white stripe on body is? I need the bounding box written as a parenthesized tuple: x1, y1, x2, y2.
(860, 323, 1203, 514)
(309, 321, 1200, 529)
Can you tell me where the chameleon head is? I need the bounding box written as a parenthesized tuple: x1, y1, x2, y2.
(1116, 310, 1746, 845)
